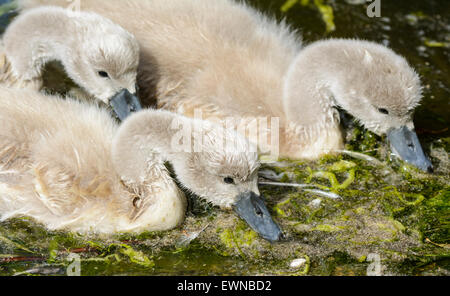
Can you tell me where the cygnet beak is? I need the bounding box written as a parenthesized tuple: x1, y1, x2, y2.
(110, 89, 143, 121)
(387, 126, 433, 173)
(233, 191, 283, 242)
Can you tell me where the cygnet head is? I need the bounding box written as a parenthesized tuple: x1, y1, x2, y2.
(3, 7, 142, 120)
(291, 39, 432, 171)
(170, 118, 283, 242)
(112, 110, 283, 242)
(73, 11, 142, 120)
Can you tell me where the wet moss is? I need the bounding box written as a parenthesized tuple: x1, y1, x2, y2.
(218, 220, 259, 259)
(256, 121, 448, 274)
(345, 124, 381, 156)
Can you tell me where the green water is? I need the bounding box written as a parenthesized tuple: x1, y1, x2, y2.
(0, 0, 448, 276)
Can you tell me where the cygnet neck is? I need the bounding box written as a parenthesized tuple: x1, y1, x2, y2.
(3, 8, 78, 81)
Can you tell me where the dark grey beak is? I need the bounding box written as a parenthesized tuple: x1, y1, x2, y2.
(233, 191, 283, 242)
(387, 126, 433, 173)
(110, 89, 142, 121)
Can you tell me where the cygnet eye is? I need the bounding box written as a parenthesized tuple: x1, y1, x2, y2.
(98, 71, 109, 78)
(132, 196, 141, 208)
(378, 108, 389, 115)
(223, 177, 235, 184)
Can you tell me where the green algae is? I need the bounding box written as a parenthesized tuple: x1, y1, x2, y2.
(306, 166, 356, 191)
(313, 0, 335, 33)
(281, 0, 310, 13)
(424, 40, 450, 48)
(311, 224, 345, 232)
(383, 186, 425, 207)
(218, 220, 259, 259)
(0, 232, 35, 254)
(281, 0, 300, 12)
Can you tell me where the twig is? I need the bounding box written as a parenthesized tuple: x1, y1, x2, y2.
(0, 256, 46, 263)
(259, 181, 341, 199)
(259, 181, 316, 189)
(335, 149, 383, 165)
(425, 238, 450, 249)
(303, 189, 341, 199)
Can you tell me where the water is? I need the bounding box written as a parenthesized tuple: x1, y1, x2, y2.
(0, 0, 448, 276)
